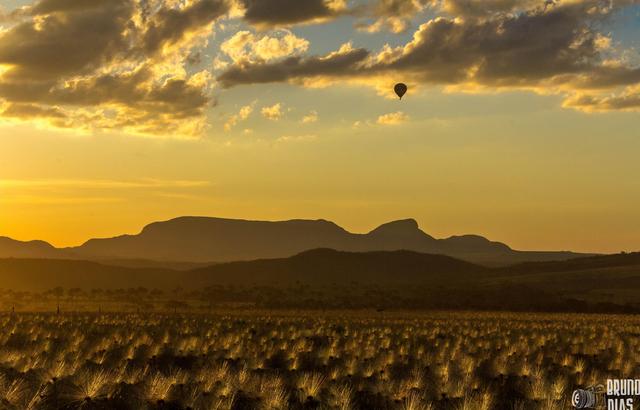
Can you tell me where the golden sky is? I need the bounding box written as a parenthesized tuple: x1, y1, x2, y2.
(1, 0, 640, 253)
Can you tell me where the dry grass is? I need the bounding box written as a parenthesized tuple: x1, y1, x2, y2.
(0, 310, 635, 409)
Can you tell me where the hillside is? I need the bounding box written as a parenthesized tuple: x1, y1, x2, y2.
(188, 248, 489, 286)
(1, 250, 640, 311)
(0, 237, 63, 259)
(0, 259, 180, 291)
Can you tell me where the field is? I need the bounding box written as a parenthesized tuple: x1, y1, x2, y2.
(0, 311, 636, 409)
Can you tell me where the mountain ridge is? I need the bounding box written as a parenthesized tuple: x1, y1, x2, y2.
(0, 216, 590, 266)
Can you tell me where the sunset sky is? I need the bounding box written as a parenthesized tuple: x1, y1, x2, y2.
(1, 0, 640, 253)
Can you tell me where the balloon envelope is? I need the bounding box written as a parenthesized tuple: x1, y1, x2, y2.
(394, 83, 408, 99)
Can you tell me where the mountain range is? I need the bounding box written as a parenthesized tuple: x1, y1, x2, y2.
(0, 216, 588, 266)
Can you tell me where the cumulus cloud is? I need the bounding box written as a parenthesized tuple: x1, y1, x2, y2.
(220, 29, 309, 63)
(1, 103, 66, 119)
(356, 0, 547, 34)
(0, 0, 229, 137)
(224, 103, 254, 131)
(261, 103, 283, 120)
(218, 0, 640, 112)
(140, 0, 230, 56)
(377, 111, 409, 125)
(357, 0, 431, 34)
(440, 0, 547, 18)
(2, 0, 640, 135)
(301, 110, 319, 123)
(563, 85, 640, 112)
(218, 43, 370, 87)
(238, 0, 348, 28)
(0, 0, 133, 82)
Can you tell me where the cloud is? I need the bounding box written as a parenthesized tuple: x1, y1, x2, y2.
(276, 134, 317, 143)
(377, 111, 409, 125)
(357, 0, 431, 34)
(261, 103, 283, 120)
(0, 178, 211, 189)
(238, 0, 348, 28)
(218, 43, 370, 87)
(382, 2, 606, 86)
(355, 0, 546, 34)
(1, 103, 66, 119)
(2, 0, 640, 135)
(220, 29, 309, 63)
(141, 0, 230, 56)
(0, 0, 229, 137)
(224, 103, 254, 131)
(301, 110, 319, 123)
(440, 0, 547, 18)
(0, 177, 212, 205)
(563, 85, 640, 112)
(218, 0, 640, 112)
(0, 0, 132, 82)
(0, 195, 124, 205)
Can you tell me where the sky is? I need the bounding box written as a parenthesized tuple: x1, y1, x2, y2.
(0, 0, 640, 253)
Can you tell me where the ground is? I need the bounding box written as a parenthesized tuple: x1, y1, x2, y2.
(0, 310, 634, 409)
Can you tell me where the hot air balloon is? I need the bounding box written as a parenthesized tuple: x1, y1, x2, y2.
(394, 83, 408, 100)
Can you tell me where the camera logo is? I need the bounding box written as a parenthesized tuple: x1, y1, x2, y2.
(572, 385, 605, 409)
(572, 389, 596, 408)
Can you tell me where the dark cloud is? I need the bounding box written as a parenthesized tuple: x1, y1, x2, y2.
(240, 0, 344, 27)
(2, 103, 66, 119)
(561, 66, 640, 90)
(0, 1, 132, 81)
(441, 0, 547, 18)
(30, 0, 128, 15)
(0, 0, 227, 136)
(355, 0, 431, 33)
(0, 65, 209, 118)
(1, 0, 639, 133)
(385, 1, 603, 85)
(218, 47, 370, 87)
(219, 0, 640, 97)
(372, 0, 428, 15)
(141, 0, 229, 55)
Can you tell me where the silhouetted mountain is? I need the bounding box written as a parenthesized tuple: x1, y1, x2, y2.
(0, 237, 63, 259)
(73, 217, 353, 262)
(69, 216, 586, 265)
(1, 216, 589, 266)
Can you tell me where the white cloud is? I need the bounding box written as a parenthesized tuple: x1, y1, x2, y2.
(224, 103, 254, 131)
(277, 134, 317, 143)
(261, 103, 284, 120)
(220, 29, 309, 63)
(301, 110, 318, 123)
(377, 111, 409, 125)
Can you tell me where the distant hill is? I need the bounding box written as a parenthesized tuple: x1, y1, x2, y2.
(499, 252, 640, 275)
(0, 249, 488, 291)
(0, 237, 62, 259)
(2, 250, 640, 311)
(0, 259, 180, 291)
(188, 248, 489, 286)
(1, 216, 589, 266)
